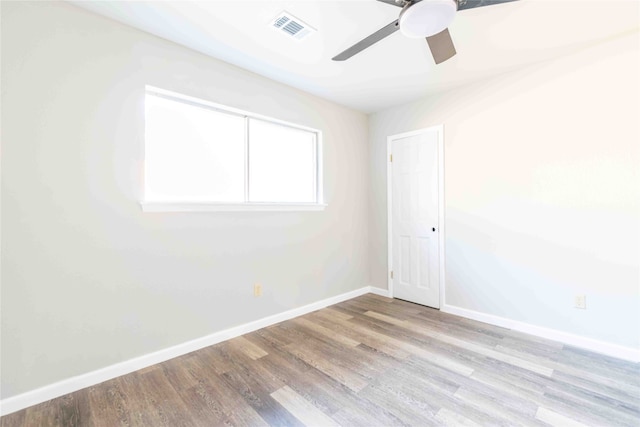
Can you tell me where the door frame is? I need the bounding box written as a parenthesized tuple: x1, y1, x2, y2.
(387, 125, 446, 309)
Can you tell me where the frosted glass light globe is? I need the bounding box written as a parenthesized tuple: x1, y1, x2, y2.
(399, 0, 457, 38)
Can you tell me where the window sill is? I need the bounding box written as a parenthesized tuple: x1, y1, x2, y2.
(140, 202, 327, 212)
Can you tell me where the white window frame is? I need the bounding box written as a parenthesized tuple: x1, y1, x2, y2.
(141, 86, 325, 212)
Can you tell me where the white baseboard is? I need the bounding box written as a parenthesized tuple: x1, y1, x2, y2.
(0, 286, 373, 416)
(441, 304, 640, 363)
(368, 286, 392, 298)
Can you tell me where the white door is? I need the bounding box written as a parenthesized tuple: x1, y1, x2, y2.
(389, 127, 442, 308)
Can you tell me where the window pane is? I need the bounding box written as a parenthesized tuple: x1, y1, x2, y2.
(248, 119, 316, 203)
(145, 93, 245, 202)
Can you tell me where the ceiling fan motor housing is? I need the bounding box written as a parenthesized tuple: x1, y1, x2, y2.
(399, 0, 457, 38)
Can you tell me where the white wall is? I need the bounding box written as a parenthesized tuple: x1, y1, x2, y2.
(1, 1, 369, 399)
(370, 30, 640, 349)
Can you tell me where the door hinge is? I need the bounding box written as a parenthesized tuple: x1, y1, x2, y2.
(390, 270, 394, 279)
(390, 154, 393, 162)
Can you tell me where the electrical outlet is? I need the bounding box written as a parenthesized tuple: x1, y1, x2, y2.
(254, 283, 262, 297)
(574, 295, 586, 309)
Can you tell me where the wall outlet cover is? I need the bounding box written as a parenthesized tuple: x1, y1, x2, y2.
(254, 283, 263, 297)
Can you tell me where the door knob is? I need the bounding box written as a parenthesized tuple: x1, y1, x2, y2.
(432, 227, 436, 232)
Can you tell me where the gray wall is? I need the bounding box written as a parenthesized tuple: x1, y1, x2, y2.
(1, 1, 369, 398)
(369, 31, 640, 349)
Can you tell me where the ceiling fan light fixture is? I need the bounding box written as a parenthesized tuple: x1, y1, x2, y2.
(399, 0, 457, 38)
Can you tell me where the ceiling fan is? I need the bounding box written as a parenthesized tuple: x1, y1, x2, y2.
(332, 0, 519, 64)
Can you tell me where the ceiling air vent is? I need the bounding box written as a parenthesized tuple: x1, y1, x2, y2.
(270, 12, 316, 41)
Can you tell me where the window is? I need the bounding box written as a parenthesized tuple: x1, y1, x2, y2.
(143, 87, 324, 211)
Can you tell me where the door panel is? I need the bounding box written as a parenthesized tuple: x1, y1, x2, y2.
(417, 237, 430, 288)
(400, 235, 412, 285)
(391, 129, 441, 308)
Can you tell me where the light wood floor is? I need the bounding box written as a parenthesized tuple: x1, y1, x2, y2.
(2, 294, 639, 426)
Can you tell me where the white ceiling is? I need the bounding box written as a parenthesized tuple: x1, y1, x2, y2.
(71, 0, 639, 113)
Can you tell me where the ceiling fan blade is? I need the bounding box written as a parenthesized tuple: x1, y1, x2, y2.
(426, 28, 456, 64)
(332, 20, 400, 61)
(457, 0, 519, 12)
(376, 0, 405, 7)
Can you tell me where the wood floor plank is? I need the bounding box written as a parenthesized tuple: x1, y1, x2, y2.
(361, 301, 425, 320)
(361, 293, 394, 304)
(160, 354, 201, 392)
(253, 325, 297, 348)
(125, 369, 196, 427)
(243, 331, 314, 375)
(291, 316, 361, 347)
(219, 366, 303, 427)
(364, 310, 410, 326)
(309, 311, 412, 359)
(333, 300, 370, 316)
(313, 306, 353, 321)
(350, 313, 495, 373)
(542, 386, 640, 427)
(289, 333, 399, 381)
(330, 396, 408, 427)
(357, 381, 442, 427)
(178, 355, 266, 426)
(60, 391, 93, 427)
(535, 406, 588, 427)
(0, 410, 25, 427)
(560, 345, 640, 380)
(283, 341, 370, 392)
(3, 293, 638, 427)
(227, 336, 269, 360)
(452, 388, 546, 427)
(428, 329, 553, 377)
(231, 355, 287, 395)
(341, 315, 475, 376)
(257, 353, 341, 414)
(222, 405, 270, 427)
(383, 316, 555, 377)
(258, 332, 403, 420)
(551, 369, 640, 410)
(499, 334, 564, 360)
(418, 308, 516, 342)
(545, 374, 640, 420)
(188, 377, 269, 427)
(198, 343, 237, 375)
(381, 360, 515, 427)
(435, 407, 480, 426)
(270, 386, 339, 427)
(471, 354, 639, 427)
(495, 343, 640, 395)
(22, 401, 61, 427)
(401, 355, 541, 423)
(176, 384, 230, 426)
(87, 378, 133, 427)
(272, 321, 314, 346)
